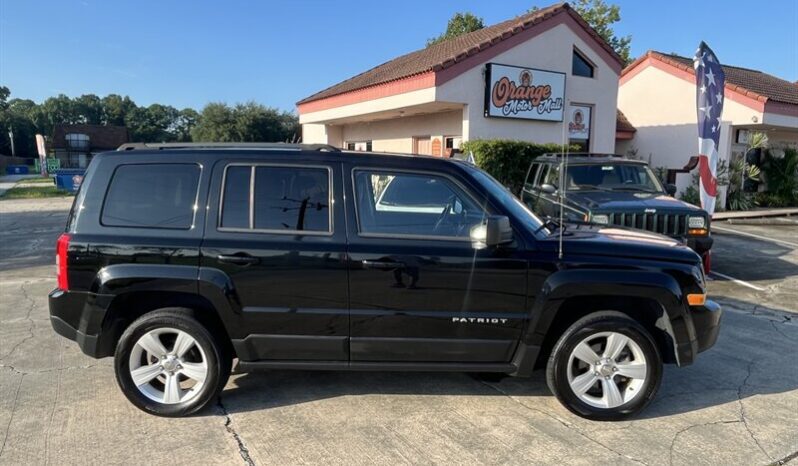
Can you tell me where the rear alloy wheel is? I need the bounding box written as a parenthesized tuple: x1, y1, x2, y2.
(115, 308, 230, 417)
(546, 312, 662, 420)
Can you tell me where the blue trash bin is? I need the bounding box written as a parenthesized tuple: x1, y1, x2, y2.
(54, 169, 86, 193)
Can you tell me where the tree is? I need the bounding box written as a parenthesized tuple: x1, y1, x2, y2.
(102, 94, 137, 126)
(427, 12, 484, 46)
(191, 102, 299, 143)
(191, 103, 237, 142)
(125, 104, 179, 142)
(531, 0, 631, 64)
(75, 94, 103, 124)
(174, 108, 199, 142)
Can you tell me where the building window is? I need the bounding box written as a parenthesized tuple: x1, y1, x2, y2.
(346, 141, 372, 151)
(572, 49, 595, 78)
(65, 133, 90, 151)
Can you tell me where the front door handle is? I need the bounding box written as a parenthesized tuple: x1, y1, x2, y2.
(362, 260, 405, 270)
(217, 254, 260, 265)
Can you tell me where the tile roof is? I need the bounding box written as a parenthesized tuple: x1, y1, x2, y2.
(298, 2, 622, 105)
(630, 51, 798, 106)
(616, 109, 635, 132)
(52, 124, 130, 150)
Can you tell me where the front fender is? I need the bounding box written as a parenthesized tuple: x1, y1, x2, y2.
(511, 268, 695, 376)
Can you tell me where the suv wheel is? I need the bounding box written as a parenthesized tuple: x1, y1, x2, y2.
(546, 312, 662, 420)
(114, 308, 231, 417)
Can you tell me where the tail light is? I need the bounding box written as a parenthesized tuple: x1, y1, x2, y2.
(56, 233, 71, 290)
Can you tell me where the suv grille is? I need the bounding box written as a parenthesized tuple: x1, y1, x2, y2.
(607, 212, 689, 236)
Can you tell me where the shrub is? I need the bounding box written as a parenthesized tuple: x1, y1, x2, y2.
(760, 148, 798, 206)
(461, 139, 574, 194)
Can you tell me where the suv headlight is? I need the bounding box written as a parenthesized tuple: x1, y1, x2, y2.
(688, 216, 706, 229)
(591, 214, 609, 225)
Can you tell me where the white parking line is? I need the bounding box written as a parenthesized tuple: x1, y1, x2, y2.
(710, 271, 766, 291)
(713, 225, 798, 248)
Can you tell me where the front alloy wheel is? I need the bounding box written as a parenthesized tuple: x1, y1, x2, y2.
(546, 312, 662, 420)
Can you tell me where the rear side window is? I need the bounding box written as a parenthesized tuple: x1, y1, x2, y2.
(101, 164, 200, 229)
(219, 164, 331, 234)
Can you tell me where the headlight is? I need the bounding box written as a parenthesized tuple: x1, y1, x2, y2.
(591, 214, 609, 225)
(688, 216, 706, 229)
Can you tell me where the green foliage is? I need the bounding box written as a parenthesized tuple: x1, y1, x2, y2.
(0, 86, 300, 155)
(191, 102, 299, 143)
(678, 172, 701, 207)
(760, 148, 798, 206)
(461, 139, 573, 194)
(427, 12, 484, 46)
(724, 157, 759, 211)
(532, 0, 631, 64)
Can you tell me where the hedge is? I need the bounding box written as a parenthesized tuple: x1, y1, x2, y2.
(461, 139, 575, 195)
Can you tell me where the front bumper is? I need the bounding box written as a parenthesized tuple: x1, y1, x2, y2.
(686, 235, 713, 256)
(691, 299, 722, 354)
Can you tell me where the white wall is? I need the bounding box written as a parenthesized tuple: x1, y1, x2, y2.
(340, 111, 463, 153)
(617, 65, 764, 194)
(437, 22, 620, 153)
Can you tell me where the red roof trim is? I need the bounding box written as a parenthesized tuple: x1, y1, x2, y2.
(297, 72, 435, 114)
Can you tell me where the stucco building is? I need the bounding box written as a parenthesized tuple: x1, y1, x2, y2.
(617, 51, 798, 195)
(298, 3, 625, 156)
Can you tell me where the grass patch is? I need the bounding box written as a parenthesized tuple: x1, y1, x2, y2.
(22, 176, 56, 184)
(0, 185, 73, 199)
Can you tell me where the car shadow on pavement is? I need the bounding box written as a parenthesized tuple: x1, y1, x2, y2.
(712, 231, 798, 282)
(210, 299, 798, 421)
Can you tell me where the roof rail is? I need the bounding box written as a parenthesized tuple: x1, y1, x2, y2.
(541, 152, 624, 158)
(116, 142, 341, 152)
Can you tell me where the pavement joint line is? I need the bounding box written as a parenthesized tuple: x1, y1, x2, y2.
(769, 449, 798, 466)
(713, 225, 798, 248)
(710, 271, 767, 291)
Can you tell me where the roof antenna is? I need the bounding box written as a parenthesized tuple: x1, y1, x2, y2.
(558, 107, 569, 260)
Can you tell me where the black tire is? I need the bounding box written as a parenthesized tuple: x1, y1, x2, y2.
(114, 308, 231, 417)
(546, 311, 662, 421)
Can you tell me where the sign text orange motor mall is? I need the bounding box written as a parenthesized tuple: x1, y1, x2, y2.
(484, 63, 565, 121)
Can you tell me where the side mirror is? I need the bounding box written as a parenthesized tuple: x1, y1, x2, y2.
(471, 216, 513, 247)
(665, 184, 677, 196)
(540, 183, 557, 195)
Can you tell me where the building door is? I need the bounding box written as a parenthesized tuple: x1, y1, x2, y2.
(344, 165, 528, 363)
(413, 136, 432, 155)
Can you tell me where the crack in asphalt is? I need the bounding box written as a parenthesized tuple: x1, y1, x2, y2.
(478, 379, 648, 465)
(217, 396, 255, 466)
(737, 360, 771, 462)
(769, 449, 798, 466)
(0, 283, 37, 361)
(668, 419, 742, 466)
(0, 362, 108, 376)
(0, 373, 24, 459)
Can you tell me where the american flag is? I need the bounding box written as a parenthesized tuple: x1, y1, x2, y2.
(693, 42, 725, 214)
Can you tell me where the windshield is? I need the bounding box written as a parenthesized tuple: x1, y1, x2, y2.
(463, 164, 549, 234)
(566, 164, 663, 192)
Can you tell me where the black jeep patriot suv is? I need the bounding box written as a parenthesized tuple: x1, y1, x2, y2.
(522, 154, 713, 272)
(49, 143, 722, 420)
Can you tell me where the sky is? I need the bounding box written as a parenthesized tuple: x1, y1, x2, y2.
(1, 0, 797, 113)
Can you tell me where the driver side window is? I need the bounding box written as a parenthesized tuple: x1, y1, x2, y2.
(354, 170, 487, 239)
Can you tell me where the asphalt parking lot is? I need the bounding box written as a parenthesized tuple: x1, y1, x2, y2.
(1, 197, 796, 465)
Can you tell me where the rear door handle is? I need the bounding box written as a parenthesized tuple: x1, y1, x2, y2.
(362, 260, 405, 270)
(217, 254, 260, 265)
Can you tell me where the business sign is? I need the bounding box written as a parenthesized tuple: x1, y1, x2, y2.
(568, 105, 591, 139)
(484, 63, 565, 121)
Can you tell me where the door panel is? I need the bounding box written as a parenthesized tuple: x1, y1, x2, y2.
(345, 166, 528, 363)
(201, 160, 349, 361)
